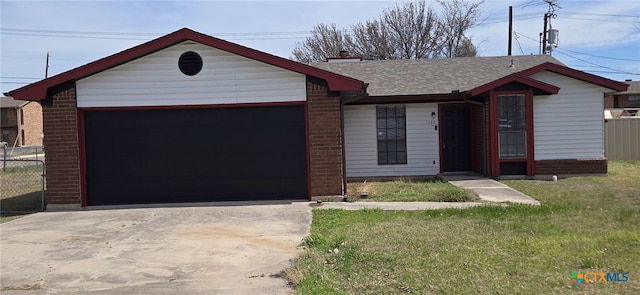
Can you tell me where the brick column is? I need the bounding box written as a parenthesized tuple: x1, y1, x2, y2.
(42, 83, 82, 209)
(306, 77, 344, 197)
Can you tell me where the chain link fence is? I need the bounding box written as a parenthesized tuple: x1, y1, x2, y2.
(1, 158, 45, 215)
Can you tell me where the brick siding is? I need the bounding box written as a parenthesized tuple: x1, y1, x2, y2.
(1, 108, 18, 144)
(42, 83, 82, 205)
(19, 102, 43, 146)
(306, 76, 344, 197)
(535, 158, 607, 175)
(604, 94, 615, 109)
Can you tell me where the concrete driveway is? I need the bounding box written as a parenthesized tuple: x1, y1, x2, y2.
(1, 203, 311, 294)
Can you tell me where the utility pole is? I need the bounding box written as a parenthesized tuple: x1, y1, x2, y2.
(540, 0, 560, 55)
(542, 13, 549, 54)
(508, 6, 513, 56)
(45, 52, 50, 78)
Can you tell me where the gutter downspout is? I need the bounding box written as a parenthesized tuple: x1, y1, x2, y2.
(339, 84, 369, 199)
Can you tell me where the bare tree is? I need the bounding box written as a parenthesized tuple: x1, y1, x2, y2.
(292, 0, 483, 63)
(350, 19, 395, 60)
(291, 23, 354, 63)
(435, 0, 483, 58)
(382, 1, 442, 59)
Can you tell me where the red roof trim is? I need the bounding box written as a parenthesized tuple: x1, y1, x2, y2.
(516, 62, 629, 92)
(469, 74, 560, 97)
(349, 94, 463, 105)
(9, 28, 364, 101)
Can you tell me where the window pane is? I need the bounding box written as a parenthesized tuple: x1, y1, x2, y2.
(498, 95, 526, 158)
(376, 105, 408, 164)
(499, 131, 526, 158)
(388, 141, 395, 153)
(378, 151, 388, 164)
(377, 129, 386, 140)
(398, 152, 407, 163)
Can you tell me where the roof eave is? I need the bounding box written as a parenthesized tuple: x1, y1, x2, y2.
(469, 74, 560, 97)
(517, 62, 629, 92)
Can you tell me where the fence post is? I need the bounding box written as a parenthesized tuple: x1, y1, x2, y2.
(41, 161, 46, 211)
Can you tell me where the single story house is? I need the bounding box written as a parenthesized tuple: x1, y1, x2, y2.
(604, 80, 640, 118)
(8, 28, 627, 209)
(1, 96, 43, 147)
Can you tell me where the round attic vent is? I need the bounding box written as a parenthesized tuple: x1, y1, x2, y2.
(178, 51, 203, 76)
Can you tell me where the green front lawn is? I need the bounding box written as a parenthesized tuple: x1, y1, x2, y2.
(347, 178, 478, 202)
(288, 161, 640, 294)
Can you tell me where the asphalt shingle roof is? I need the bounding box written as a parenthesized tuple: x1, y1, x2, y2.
(312, 55, 564, 96)
(0, 96, 27, 108)
(616, 81, 640, 94)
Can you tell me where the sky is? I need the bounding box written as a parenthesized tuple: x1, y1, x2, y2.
(1, 0, 639, 94)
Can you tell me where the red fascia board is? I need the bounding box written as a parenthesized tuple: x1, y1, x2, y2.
(469, 74, 560, 97)
(9, 28, 363, 101)
(516, 62, 629, 92)
(348, 93, 463, 105)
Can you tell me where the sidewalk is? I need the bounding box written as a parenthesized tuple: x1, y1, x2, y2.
(315, 201, 487, 211)
(316, 174, 540, 210)
(442, 174, 540, 205)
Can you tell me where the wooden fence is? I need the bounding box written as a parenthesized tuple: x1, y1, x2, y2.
(605, 118, 640, 160)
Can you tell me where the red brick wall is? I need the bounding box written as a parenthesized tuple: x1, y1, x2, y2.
(306, 77, 344, 197)
(604, 94, 615, 109)
(42, 83, 82, 205)
(535, 159, 607, 175)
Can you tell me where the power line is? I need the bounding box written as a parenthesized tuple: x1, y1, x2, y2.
(1, 31, 308, 41)
(561, 11, 640, 18)
(1, 28, 311, 37)
(558, 48, 640, 62)
(558, 16, 639, 24)
(572, 69, 640, 76)
(0, 76, 41, 80)
(553, 48, 640, 75)
(479, 15, 540, 25)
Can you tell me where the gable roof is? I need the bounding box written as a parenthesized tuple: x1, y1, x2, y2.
(9, 28, 364, 101)
(0, 96, 28, 108)
(313, 55, 628, 96)
(614, 80, 640, 95)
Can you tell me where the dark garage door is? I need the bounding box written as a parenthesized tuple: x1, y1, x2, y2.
(84, 105, 308, 206)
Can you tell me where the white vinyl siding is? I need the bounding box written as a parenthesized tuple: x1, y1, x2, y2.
(76, 41, 306, 107)
(344, 103, 439, 177)
(531, 71, 610, 160)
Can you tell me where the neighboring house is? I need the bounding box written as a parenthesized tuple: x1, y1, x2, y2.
(8, 28, 627, 209)
(604, 80, 640, 117)
(0, 96, 43, 147)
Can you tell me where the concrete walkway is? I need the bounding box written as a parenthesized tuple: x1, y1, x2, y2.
(315, 201, 487, 210)
(318, 174, 540, 210)
(442, 175, 540, 205)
